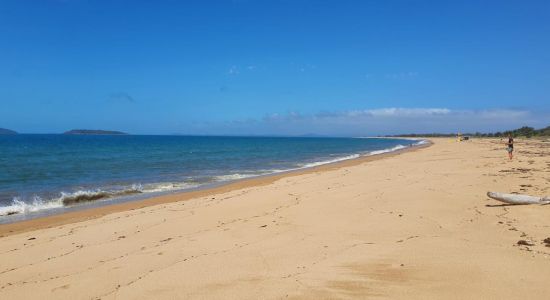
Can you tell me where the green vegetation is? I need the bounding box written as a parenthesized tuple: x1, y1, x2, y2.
(394, 125, 550, 138)
(485, 126, 550, 138)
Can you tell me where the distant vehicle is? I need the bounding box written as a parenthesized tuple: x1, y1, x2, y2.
(456, 133, 469, 141)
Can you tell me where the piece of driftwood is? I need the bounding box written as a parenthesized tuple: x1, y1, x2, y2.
(487, 192, 550, 205)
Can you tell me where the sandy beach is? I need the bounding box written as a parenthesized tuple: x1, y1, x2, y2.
(1, 137, 549, 299)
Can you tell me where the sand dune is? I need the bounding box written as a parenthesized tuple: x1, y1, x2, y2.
(0, 138, 549, 299)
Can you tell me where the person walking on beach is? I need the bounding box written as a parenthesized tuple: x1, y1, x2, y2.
(505, 134, 514, 160)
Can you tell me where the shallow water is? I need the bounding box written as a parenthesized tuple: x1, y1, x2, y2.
(0, 135, 419, 220)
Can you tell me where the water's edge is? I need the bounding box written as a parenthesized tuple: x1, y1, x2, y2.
(0, 138, 428, 225)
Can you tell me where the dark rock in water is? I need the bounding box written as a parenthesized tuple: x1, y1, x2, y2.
(0, 128, 17, 135)
(63, 129, 127, 135)
(62, 191, 111, 205)
(61, 188, 142, 206)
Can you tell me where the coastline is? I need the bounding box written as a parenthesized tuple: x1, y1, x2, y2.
(0, 140, 429, 237)
(2, 137, 549, 299)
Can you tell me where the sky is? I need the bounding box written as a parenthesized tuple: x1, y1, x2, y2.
(1, 0, 549, 136)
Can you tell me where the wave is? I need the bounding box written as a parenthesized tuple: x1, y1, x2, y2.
(0, 196, 63, 217)
(299, 140, 428, 168)
(367, 144, 407, 155)
(140, 182, 199, 193)
(366, 139, 428, 155)
(212, 142, 423, 180)
(60, 185, 143, 205)
(300, 154, 361, 168)
(0, 185, 143, 217)
(214, 173, 256, 181)
(414, 139, 428, 145)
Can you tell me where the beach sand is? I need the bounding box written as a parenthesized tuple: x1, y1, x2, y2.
(0, 138, 549, 299)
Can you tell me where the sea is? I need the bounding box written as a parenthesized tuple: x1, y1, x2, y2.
(0, 135, 423, 223)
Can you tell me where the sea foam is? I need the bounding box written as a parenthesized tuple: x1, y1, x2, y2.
(0, 196, 63, 217)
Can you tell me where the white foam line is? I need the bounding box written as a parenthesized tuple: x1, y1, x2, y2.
(214, 173, 256, 181)
(301, 154, 361, 168)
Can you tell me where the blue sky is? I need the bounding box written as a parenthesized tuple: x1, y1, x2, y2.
(1, 0, 549, 135)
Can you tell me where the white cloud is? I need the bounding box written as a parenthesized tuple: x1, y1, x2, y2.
(183, 107, 549, 137)
(473, 109, 530, 119)
(228, 65, 239, 75)
(345, 108, 451, 117)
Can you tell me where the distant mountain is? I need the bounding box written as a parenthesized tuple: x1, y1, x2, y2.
(0, 128, 17, 135)
(64, 129, 127, 135)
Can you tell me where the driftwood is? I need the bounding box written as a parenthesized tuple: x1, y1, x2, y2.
(487, 192, 550, 205)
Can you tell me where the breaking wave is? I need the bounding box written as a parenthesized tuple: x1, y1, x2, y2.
(0, 196, 64, 217)
(214, 173, 256, 181)
(368, 144, 407, 155)
(301, 154, 361, 168)
(0, 185, 143, 217)
(59, 185, 143, 205)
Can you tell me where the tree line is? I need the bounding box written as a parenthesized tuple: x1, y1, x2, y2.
(392, 125, 550, 138)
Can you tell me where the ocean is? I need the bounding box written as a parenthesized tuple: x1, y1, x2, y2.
(0, 135, 421, 223)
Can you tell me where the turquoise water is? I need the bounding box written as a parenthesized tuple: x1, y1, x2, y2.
(0, 135, 419, 221)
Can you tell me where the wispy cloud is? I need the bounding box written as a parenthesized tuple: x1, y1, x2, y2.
(294, 63, 316, 73)
(385, 72, 419, 79)
(108, 92, 135, 103)
(228, 65, 258, 75)
(228, 65, 239, 75)
(343, 108, 451, 117)
(182, 107, 549, 136)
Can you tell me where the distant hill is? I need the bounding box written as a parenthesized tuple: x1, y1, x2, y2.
(0, 128, 17, 135)
(64, 129, 127, 135)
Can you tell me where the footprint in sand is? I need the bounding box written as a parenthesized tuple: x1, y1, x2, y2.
(52, 284, 70, 292)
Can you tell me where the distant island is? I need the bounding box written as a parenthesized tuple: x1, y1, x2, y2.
(0, 128, 17, 135)
(64, 129, 127, 135)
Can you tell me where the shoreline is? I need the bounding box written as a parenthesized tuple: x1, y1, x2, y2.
(0, 141, 430, 237)
(1, 137, 550, 299)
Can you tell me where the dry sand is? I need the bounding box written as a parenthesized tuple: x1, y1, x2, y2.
(0, 138, 549, 299)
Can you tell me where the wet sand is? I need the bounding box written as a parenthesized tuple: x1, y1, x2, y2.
(0, 138, 549, 299)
